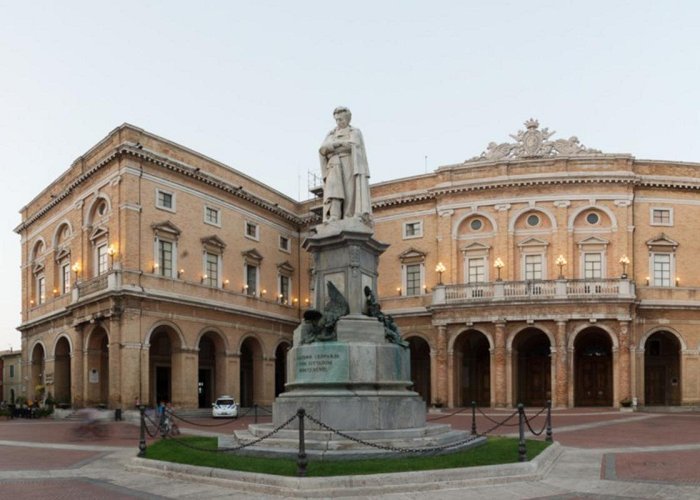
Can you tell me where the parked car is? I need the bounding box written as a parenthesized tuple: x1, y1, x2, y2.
(212, 396, 238, 418)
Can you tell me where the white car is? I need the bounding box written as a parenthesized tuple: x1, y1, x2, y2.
(212, 396, 239, 418)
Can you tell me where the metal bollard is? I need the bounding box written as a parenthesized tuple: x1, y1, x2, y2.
(545, 399, 553, 443)
(517, 403, 527, 462)
(471, 401, 477, 436)
(296, 408, 308, 477)
(138, 405, 147, 457)
(254, 403, 258, 424)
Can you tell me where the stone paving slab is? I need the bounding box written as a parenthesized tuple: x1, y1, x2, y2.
(0, 445, 102, 470)
(604, 449, 700, 485)
(0, 477, 166, 500)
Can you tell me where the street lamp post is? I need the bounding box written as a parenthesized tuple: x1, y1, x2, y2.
(619, 255, 630, 278)
(435, 262, 446, 285)
(494, 257, 504, 281)
(555, 255, 567, 279)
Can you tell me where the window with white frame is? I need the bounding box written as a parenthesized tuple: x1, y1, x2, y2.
(61, 262, 71, 294)
(203, 251, 220, 287)
(405, 263, 422, 296)
(651, 208, 672, 226)
(157, 239, 175, 277)
(204, 206, 221, 226)
(399, 248, 426, 296)
(583, 253, 603, 279)
(96, 243, 109, 276)
(524, 254, 543, 280)
(652, 253, 672, 287)
(36, 275, 46, 305)
(403, 221, 423, 239)
(245, 221, 259, 240)
(245, 263, 258, 295)
(279, 235, 290, 252)
(279, 275, 290, 304)
(467, 257, 486, 283)
(156, 189, 175, 211)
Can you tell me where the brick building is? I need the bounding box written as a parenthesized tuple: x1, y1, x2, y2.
(16, 120, 700, 409)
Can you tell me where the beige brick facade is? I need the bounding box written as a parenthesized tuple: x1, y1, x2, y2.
(16, 123, 700, 409)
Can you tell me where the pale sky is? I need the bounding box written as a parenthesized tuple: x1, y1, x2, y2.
(1, 1, 699, 350)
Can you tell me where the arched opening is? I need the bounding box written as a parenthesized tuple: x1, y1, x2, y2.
(513, 329, 551, 406)
(645, 331, 681, 406)
(198, 332, 226, 408)
(10, 388, 15, 404)
(54, 337, 72, 407)
(274, 341, 291, 397)
(148, 326, 179, 406)
(86, 327, 109, 406)
(30, 343, 46, 402)
(239, 337, 263, 407)
(408, 336, 431, 404)
(574, 328, 613, 406)
(454, 331, 489, 406)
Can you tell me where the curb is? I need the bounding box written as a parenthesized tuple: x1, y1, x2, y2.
(126, 441, 563, 497)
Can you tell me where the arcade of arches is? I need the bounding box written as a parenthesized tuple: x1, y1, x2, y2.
(23, 318, 689, 410)
(406, 322, 689, 408)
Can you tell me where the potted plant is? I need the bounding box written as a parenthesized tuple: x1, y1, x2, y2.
(620, 398, 633, 411)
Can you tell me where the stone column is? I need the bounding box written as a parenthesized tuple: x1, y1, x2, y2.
(618, 320, 631, 402)
(494, 321, 507, 407)
(108, 340, 122, 409)
(436, 325, 448, 407)
(555, 320, 568, 408)
(71, 327, 85, 407)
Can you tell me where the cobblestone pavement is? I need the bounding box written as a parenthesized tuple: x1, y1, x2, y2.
(0, 409, 698, 499)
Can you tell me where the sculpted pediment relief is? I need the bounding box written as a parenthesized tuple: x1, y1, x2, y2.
(55, 247, 71, 262)
(89, 226, 108, 241)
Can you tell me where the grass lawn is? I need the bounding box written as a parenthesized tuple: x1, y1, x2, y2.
(144, 436, 550, 477)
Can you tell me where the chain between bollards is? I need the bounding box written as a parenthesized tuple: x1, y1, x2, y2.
(138, 405, 147, 457)
(545, 399, 553, 442)
(470, 401, 477, 436)
(296, 408, 308, 477)
(517, 403, 527, 462)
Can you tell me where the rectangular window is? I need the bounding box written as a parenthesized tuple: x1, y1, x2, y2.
(405, 263, 422, 296)
(651, 208, 672, 226)
(61, 262, 71, 294)
(653, 253, 671, 287)
(37, 275, 46, 305)
(467, 258, 486, 283)
(204, 252, 219, 287)
(279, 235, 290, 252)
(158, 240, 174, 277)
(245, 264, 258, 295)
(403, 221, 423, 239)
(524, 254, 543, 281)
(96, 244, 108, 275)
(156, 189, 175, 211)
(279, 275, 290, 304)
(204, 206, 220, 226)
(583, 253, 603, 279)
(9, 365, 14, 378)
(245, 221, 259, 240)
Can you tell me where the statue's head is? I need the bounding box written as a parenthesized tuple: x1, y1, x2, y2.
(333, 106, 352, 128)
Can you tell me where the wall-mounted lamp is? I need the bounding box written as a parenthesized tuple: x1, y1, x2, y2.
(304, 298, 310, 304)
(494, 257, 504, 281)
(645, 276, 650, 286)
(201, 274, 208, 284)
(242, 284, 249, 293)
(178, 269, 184, 278)
(71, 262, 81, 279)
(152, 262, 159, 273)
(52, 288, 59, 296)
(423, 285, 427, 294)
(223, 279, 230, 288)
(435, 262, 446, 285)
(396, 287, 402, 296)
(30, 299, 35, 306)
(555, 255, 567, 279)
(676, 277, 680, 286)
(293, 298, 299, 304)
(261, 289, 267, 297)
(619, 255, 630, 279)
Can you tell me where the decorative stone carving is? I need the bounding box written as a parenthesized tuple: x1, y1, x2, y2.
(467, 119, 602, 162)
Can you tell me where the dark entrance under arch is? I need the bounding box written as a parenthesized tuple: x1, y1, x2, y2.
(54, 337, 72, 406)
(239, 337, 263, 407)
(149, 328, 174, 406)
(514, 329, 551, 407)
(574, 329, 613, 406)
(455, 331, 490, 406)
(86, 328, 109, 406)
(408, 337, 431, 404)
(645, 331, 681, 406)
